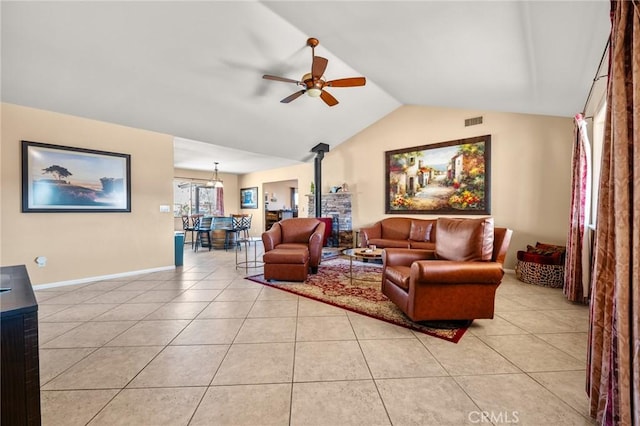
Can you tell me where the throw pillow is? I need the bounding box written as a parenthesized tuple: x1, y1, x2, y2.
(526, 245, 557, 256)
(517, 250, 563, 265)
(527, 243, 566, 259)
(409, 220, 433, 242)
(536, 242, 567, 255)
(435, 217, 494, 262)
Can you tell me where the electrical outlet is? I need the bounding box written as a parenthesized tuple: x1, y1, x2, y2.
(35, 256, 47, 267)
(159, 205, 171, 213)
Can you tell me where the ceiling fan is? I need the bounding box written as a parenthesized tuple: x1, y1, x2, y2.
(262, 37, 366, 107)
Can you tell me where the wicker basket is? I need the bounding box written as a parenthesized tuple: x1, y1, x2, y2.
(515, 260, 564, 288)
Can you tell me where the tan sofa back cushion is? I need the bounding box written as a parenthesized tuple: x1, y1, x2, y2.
(381, 218, 413, 240)
(435, 217, 494, 261)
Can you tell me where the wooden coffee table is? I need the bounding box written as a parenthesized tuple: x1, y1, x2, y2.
(341, 248, 384, 283)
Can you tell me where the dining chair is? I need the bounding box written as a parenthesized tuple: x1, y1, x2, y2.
(182, 215, 195, 247)
(240, 214, 252, 239)
(194, 216, 213, 252)
(189, 215, 204, 249)
(226, 214, 248, 251)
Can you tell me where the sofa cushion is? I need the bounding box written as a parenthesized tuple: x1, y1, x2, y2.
(435, 217, 494, 262)
(380, 218, 413, 240)
(276, 243, 311, 251)
(263, 247, 309, 264)
(408, 241, 435, 250)
(368, 238, 410, 249)
(409, 220, 434, 242)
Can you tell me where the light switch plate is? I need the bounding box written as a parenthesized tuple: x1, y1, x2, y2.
(159, 205, 171, 213)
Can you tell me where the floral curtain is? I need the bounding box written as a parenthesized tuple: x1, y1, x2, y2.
(587, 1, 639, 425)
(564, 114, 592, 303)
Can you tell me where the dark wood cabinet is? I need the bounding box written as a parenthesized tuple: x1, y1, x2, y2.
(265, 210, 296, 231)
(1, 265, 41, 425)
(265, 211, 278, 231)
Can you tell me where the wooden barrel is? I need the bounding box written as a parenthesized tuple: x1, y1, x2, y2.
(210, 229, 237, 249)
(211, 229, 227, 249)
(226, 232, 237, 248)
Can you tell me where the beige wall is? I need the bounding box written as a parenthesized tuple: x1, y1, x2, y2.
(1, 104, 175, 285)
(240, 164, 313, 237)
(241, 105, 574, 268)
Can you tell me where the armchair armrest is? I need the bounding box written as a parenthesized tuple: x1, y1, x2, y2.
(359, 223, 381, 248)
(262, 223, 282, 252)
(307, 221, 326, 267)
(383, 248, 435, 268)
(412, 260, 504, 284)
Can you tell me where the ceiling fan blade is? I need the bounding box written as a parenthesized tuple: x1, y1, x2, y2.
(320, 90, 339, 107)
(325, 77, 366, 88)
(311, 56, 328, 79)
(263, 74, 300, 84)
(281, 90, 306, 103)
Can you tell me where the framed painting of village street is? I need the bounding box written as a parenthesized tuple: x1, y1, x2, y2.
(22, 140, 131, 212)
(385, 135, 491, 214)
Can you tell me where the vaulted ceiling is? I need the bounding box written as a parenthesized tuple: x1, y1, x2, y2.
(2, 1, 610, 174)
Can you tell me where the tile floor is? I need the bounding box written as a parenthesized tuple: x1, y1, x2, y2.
(36, 243, 595, 425)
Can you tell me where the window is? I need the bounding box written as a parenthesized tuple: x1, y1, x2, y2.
(173, 179, 221, 217)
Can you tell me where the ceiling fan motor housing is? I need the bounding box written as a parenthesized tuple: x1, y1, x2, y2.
(301, 73, 324, 97)
(302, 73, 324, 86)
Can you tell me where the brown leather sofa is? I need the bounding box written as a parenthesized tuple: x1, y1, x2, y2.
(382, 217, 513, 321)
(262, 218, 326, 274)
(359, 217, 436, 250)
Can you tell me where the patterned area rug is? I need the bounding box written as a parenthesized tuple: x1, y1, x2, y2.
(246, 258, 469, 343)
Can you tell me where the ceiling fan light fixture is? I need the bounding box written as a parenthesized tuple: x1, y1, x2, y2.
(306, 88, 322, 98)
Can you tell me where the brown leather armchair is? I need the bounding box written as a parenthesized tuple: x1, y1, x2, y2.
(382, 218, 513, 321)
(262, 218, 326, 273)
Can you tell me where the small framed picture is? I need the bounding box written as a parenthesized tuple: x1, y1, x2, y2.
(240, 187, 258, 209)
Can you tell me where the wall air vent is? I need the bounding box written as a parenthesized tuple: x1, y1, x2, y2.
(465, 116, 483, 127)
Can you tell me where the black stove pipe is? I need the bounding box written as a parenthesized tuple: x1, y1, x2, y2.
(310, 143, 330, 218)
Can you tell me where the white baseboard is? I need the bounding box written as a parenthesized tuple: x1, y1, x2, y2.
(33, 265, 176, 290)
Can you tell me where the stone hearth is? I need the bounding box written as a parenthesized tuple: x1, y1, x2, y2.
(307, 193, 352, 247)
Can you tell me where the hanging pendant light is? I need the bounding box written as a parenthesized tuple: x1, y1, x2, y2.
(206, 162, 224, 188)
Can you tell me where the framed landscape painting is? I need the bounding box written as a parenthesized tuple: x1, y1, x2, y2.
(22, 141, 131, 212)
(240, 187, 258, 209)
(385, 135, 491, 215)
